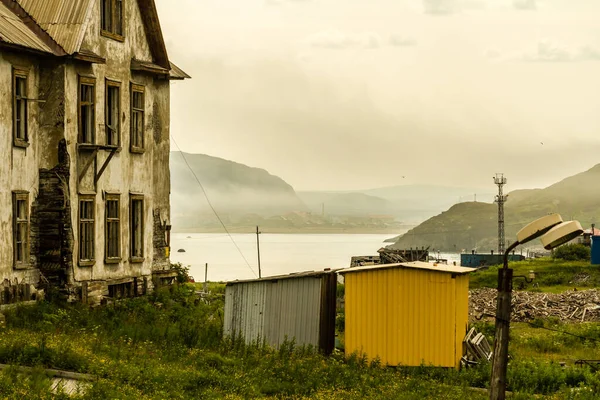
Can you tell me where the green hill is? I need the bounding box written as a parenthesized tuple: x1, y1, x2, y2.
(389, 164, 600, 251)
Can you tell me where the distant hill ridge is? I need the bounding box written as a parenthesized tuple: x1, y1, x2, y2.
(389, 164, 600, 251)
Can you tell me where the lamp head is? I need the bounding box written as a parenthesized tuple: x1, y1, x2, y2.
(516, 214, 563, 244)
(541, 221, 584, 250)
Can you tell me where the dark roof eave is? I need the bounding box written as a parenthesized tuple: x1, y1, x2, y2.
(0, 40, 55, 57)
(72, 50, 106, 64)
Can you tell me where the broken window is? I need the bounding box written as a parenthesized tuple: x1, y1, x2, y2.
(130, 195, 144, 261)
(101, 0, 123, 39)
(13, 68, 28, 147)
(12, 192, 29, 266)
(79, 77, 96, 144)
(79, 196, 95, 265)
(130, 84, 145, 152)
(108, 281, 135, 299)
(105, 195, 121, 261)
(105, 80, 120, 146)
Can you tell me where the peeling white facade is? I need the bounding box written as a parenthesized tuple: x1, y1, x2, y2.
(0, 0, 188, 305)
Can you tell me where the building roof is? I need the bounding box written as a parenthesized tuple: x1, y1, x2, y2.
(0, 1, 53, 53)
(1, 0, 189, 78)
(338, 261, 475, 276)
(16, 0, 92, 54)
(226, 269, 338, 286)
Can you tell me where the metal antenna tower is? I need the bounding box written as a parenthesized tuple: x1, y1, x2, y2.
(494, 173, 508, 254)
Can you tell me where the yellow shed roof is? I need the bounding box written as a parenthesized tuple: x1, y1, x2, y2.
(338, 261, 475, 275)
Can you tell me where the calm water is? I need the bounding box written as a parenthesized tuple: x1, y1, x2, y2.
(170, 232, 462, 282)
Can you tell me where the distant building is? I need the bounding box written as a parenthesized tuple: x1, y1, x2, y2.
(0, 0, 189, 305)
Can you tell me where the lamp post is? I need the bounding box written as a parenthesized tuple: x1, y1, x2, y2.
(489, 215, 583, 400)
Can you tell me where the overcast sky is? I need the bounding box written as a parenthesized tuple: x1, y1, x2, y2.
(155, 0, 600, 192)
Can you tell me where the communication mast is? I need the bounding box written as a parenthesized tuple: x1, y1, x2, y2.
(494, 173, 508, 254)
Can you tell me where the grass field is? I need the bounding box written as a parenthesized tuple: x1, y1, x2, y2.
(0, 258, 598, 399)
(469, 258, 600, 293)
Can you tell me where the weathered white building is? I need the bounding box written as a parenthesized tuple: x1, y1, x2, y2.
(0, 0, 189, 305)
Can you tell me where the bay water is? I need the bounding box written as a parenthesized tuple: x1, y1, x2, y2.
(170, 232, 461, 282)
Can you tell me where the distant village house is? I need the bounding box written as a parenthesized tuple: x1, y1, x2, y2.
(0, 0, 189, 305)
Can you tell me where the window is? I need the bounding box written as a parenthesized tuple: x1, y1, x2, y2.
(79, 196, 95, 265)
(130, 195, 144, 261)
(13, 68, 28, 147)
(130, 84, 145, 152)
(79, 77, 96, 144)
(105, 195, 121, 261)
(101, 0, 123, 40)
(12, 192, 29, 267)
(105, 80, 120, 146)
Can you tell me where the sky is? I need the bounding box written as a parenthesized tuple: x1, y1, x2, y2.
(154, 0, 600, 192)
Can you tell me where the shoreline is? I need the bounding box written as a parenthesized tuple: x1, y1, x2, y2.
(171, 227, 414, 235)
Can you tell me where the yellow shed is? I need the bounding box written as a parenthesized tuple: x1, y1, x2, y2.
(339, 262, 474, 369)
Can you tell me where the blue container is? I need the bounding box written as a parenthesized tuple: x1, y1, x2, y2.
(591, 236, 600, 265)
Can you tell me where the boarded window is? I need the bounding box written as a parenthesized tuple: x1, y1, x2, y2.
(101, 0, 123, 39)
(13, 68, 28, 147)
(108, 281, 135, 299)
(105, 196, 121, 261)
(130, 195, 144, 261)
(79, 77, 96, 144)
(79, 197, 95, 264)
(130, 84, 145, 152)
(12, 192, 29, 266)
(105, 80, 120, 146)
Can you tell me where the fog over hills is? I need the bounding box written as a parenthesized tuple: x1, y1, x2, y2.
(389, 164, 600, 252)
(170, 152, 487, 231)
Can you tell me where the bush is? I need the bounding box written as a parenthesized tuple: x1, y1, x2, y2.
(552, 244, 590, 261)
(171, 262, 192, 283)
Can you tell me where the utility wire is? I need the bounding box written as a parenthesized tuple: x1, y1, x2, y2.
(478, 312, 600, 343)
(171, 137, 258, 278)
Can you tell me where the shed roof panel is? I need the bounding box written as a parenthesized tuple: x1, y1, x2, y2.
(338, 261, 475, 275)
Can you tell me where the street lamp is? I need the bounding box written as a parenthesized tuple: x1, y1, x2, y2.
(489, 214, 583, 400)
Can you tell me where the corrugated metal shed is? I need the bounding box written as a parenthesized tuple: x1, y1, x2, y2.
(339, 262, 474, 369)
(16, 0, 93, 54)
(0, 2, 53, 53)
(224, 270, 337, 354)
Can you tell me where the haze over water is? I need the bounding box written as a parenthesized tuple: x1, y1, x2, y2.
(170, 232, 462, 282)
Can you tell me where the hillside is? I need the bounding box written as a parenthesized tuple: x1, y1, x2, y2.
(170, 152, 307, 229)
(297, 191, 393, 217)
(389, 164, 600, 251)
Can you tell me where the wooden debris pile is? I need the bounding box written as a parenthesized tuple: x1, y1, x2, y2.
(469, 288, 600, 322)
(377, 247, 429, 263)
(461, 327, 492, 367)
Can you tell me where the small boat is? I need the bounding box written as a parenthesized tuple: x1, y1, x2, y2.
(178, 249, 186, 253)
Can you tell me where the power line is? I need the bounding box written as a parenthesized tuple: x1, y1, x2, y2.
(170, 138, 258, 278)
(478, 312, 600, 343)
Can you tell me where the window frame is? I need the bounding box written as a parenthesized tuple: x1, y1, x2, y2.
(130, 83, 145, 153)
(129, 194, 144, 263)
(78, 195, 96, 267)
(105, 79, 121, 147)
(78, 76, 96, 145)
(105, 193, 121, 263)
(12, 67, 29, 148)
(12, 191, 29, 268)
(101, 0, 124, 42)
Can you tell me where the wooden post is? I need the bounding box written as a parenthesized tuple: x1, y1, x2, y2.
(204, 263, 208, 293)
(489, 267, 513, 400)
(256, 226, 262, 278)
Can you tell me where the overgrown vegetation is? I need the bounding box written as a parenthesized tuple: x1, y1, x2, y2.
(469, 258, 600, 292)
(0, 281, 599, 398)
(553, 244, 592, 262)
